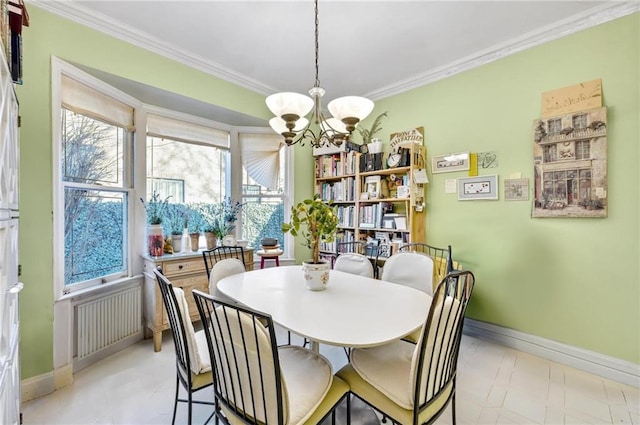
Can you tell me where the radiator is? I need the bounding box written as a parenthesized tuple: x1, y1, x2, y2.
(75, 286, 142, 359)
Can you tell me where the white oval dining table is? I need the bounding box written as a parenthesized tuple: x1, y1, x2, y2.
(217, 265, 432, 350)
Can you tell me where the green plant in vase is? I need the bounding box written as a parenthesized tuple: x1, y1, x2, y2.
(197, 203, 220, 249)
(282, 195, 338, 263)
(282, 195, 338, 291)
(165, 203, 187, 253)
(186, 205, 204, 252)
(358, 111, 387, 153)
(140, 191, 170, 256)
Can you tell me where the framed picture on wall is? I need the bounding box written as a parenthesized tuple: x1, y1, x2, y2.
(431, 152, 470, 174)
(457, 175, 499, 200)
(504, 178, 529, 201)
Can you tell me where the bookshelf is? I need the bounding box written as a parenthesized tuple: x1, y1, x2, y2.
(314, 143, 427, 264)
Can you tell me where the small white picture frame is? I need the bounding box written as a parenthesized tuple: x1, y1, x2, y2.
(365, 175, 381, 199)
(432, 152, 470, 174)
(458, 175, 499, 201)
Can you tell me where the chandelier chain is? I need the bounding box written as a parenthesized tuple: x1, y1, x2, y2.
(265, 0, 374, 148)
(314, 0, 320, 89)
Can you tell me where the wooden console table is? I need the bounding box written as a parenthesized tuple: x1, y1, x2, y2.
(142, 248, 254, 351)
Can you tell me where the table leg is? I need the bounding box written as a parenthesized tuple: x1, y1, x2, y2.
(310, 340, 320, 352)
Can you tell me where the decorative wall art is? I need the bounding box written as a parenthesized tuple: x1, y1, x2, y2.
(504, 178, 529, 201)
(478, 151, 499, 169)
(432, 152, 470, 174)
(457, 175, 498, 200)
(532, 106, 607, 218)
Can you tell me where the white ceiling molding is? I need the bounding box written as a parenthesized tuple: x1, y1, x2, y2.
(31, 1, 639, 101)
(30, 0, 277, 95)
(366, 1, 640, 100)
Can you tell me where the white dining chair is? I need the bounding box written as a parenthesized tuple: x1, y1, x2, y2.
(334, 253, 375, 278)
(380, 251, 435, 295)
(193, 289, 350, 425)
(208, 258, 245, 297)
(381, 251, 435, 344)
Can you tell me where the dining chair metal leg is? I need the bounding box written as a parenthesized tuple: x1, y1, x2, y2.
(452, 390, 457, 425)
(187, 389, 193, 425)
(171, 376, 179, 425)
(346, 393, 351, 425)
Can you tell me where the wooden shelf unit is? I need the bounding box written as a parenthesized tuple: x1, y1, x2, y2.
(314, 143, 427, 263)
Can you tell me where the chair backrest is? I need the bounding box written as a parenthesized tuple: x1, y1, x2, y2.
(154, 269, 209, 381)
(336, 240, 366, 255)
(380, 252, 435, 295)
(410, 270, 474, 416)
(333, 253, 374, 278)
(209, 258, 246, 294)
(203, 246, 246, 278)
(399, 243, 454, 285)
(193, 290, 287, 424)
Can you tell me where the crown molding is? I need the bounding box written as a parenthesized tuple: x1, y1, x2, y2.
(366, 1, 640, 100)
(31, 1, 639, 100)
(30, 0, 277, 95)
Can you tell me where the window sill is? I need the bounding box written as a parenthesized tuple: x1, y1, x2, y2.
(57, 274, 144, 303)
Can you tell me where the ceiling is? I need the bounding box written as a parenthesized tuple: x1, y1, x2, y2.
(32, 1, 636, 126)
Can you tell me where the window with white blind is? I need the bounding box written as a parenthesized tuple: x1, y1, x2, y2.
(58, 74, 136, 292)
(146, 112, 231, 246)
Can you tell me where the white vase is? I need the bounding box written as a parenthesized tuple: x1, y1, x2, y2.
(368, 139, 383, 154)
(302, 260, 330, 291)
(171, 234, 182, 253)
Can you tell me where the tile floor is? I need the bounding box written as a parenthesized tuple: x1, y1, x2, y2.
(22, 330, 639, 424)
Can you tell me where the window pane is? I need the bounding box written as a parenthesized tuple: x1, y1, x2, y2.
(62, 109, 124, 186)
(242, 198, 285, 249)
(548, 119, 562, 134)
(576, 140, 590, 160)
(147, 136, 227, 203)
(241, 146, 286, 249)
(573, 114, 587, 129)
(65, 189, 127, 285)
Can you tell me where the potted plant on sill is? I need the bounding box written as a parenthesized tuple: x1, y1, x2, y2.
(219, 197, 244, 243)
(186, 206, 204, 252)
(282, 195, 338, 291)
(141, 191, 170, 257)
(197, 203, 220, 250)
(166, 203, 187, 253)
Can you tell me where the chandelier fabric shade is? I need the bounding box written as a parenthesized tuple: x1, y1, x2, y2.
(265, 0, 374, 148)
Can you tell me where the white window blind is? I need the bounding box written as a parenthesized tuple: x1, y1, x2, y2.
(240, 133, 283, 190)
(147, 113, 230, 148)
(61, 75, 135, 131)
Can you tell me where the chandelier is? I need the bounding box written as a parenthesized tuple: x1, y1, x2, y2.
(266, 0, 374, 148)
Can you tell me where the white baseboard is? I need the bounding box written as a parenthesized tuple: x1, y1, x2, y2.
(463, 318, 640, 388)
(21, 363, 72, 402)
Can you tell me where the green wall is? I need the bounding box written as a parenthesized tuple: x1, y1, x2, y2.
(16, 7, 313, 379)
(368, 13, 639, 363)
(15, 6, 638, 383)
